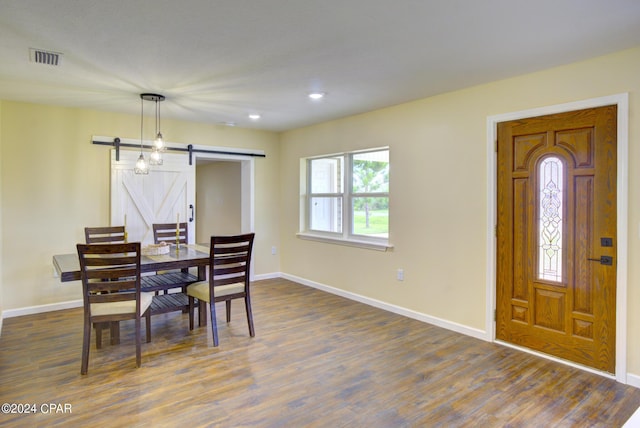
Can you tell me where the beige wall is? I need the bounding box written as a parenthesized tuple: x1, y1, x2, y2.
(279, 46, 640, 375)
(195, 161, 242, 241)
(0, 102, 281, 311)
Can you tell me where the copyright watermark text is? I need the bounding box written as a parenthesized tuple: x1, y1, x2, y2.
(2, 403, 72, 414)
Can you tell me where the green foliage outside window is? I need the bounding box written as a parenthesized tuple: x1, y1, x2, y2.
(352, 157, 389, 233)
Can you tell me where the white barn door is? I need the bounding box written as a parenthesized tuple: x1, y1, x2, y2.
(111, 149, 195, 245)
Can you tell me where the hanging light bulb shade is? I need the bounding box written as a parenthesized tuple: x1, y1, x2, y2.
(154, 96, 164, 151)
(154, 132, 164, 150)
(135, 152, 149, 174)
(134, 94, 149, 174)
(149, 147, 163, 165)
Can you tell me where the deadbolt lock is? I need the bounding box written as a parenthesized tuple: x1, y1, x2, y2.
(600, 237, 613, 247)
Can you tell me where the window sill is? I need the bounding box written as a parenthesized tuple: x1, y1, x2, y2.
(296, 232, 394, 252)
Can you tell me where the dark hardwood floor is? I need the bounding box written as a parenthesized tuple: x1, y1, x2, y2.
(1, 278, 639, 427)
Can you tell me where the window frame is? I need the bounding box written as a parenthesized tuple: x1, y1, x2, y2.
(298, 147, 392, 251)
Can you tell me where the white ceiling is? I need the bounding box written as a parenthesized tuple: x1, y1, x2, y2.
(1, 0, 640, 132)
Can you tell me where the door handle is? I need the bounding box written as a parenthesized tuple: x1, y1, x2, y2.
(189, 204, 194, 222)
(587, 256, 613, 266)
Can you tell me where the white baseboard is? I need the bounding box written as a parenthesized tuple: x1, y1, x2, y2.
(281, 273, 488, 341)
(2, 300, 82, 319)
(253, 272, 282, 281)
(627, 373, 640, 389)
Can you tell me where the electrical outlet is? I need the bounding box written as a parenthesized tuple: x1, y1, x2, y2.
(397, 269, 404, 281)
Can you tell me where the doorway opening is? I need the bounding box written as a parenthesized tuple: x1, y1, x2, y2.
(195, 153, 254, 239)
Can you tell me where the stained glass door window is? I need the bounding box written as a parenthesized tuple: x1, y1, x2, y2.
(538, 157, 564, 282)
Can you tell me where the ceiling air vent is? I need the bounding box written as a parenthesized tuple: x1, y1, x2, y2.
(29, 48, 63, 66)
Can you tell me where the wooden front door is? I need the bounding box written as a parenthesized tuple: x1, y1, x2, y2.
(110, 150, 195, 245)
(496, 105, 617, 373)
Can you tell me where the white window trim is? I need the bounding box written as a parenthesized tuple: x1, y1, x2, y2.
(296, 232, 393, 251)
(299, 148, 392, 251)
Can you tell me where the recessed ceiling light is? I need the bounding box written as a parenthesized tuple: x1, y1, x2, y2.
(308, 92, 326, 100)
(248, 114, 261, 120)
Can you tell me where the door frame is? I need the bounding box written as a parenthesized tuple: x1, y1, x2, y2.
(486, 93, 629, 383)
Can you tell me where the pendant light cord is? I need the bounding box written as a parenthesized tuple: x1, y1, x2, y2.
(156, 100, 160, 136)
(140, 95, 144, 153)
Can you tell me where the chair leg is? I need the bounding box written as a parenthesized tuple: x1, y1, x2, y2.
(81, 319, 92, 375)
(225, 300, 231, 323)
(95, 322, 103, 349)
(245, 296, 255, 337)
(188, 296, 195, 330)
(110, 321, 120, 345)
(135, 316, 141, 368)
(182, 286, 189, 313)
(199, 301, 207, 327)
(210, 301, 219, 347)
(145, 311, 151, 343)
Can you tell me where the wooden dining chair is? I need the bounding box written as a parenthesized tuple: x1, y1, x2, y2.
(76, 242, 153, 375)
(187, 233, 255, 347)
(84, 225, 127, 347)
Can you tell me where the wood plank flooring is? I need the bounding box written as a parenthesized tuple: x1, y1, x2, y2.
(1, 278, 639, 427)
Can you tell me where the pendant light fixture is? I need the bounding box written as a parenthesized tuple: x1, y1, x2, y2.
(134, 93, 166, 174)
(134, 94, 149, 174)
(144, 93, 165, 166)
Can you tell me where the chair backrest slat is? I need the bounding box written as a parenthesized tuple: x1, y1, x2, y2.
(89, 280, 137, 295)
(213, 255, 247, 266)
(214, 276, 247, 287)
(213, 244, 251, 255)
(214, 265, 247, 276)
(82, 257, 137, 267)
(85, 268, 137, 280)
(89, 290, 137, 304)
(153, 222, 188, 244)
(85, 226, 126, 244)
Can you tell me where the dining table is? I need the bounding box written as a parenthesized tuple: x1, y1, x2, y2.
(52, 243, 211, 327)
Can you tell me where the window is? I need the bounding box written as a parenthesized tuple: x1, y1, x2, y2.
(300, 148, 390, 249)
(538, 156, 564, 282)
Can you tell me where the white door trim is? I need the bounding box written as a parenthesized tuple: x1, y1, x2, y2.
(486, 93, 629, 383)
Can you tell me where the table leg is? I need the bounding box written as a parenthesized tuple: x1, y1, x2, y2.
(197, 265, 208, 326)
